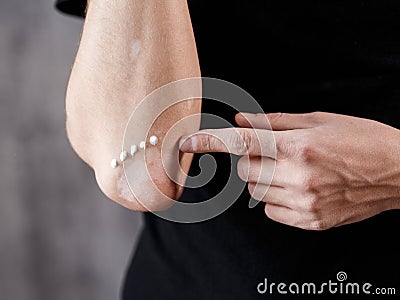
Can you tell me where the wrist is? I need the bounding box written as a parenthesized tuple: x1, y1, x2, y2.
(391, 129, 400, 210)
(379, 127, 400, 211)
(393, 199, 400, 210)
(394, 130, 400, 209)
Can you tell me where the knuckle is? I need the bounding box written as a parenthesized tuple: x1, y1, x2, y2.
(268, 112, 284, 123)
(280, 134, 313, 160)
(276, 136, 295, 158)
(201, 132, 222, 152)
(297, 141, 315, 162)
(307, 219, 329, 231)
(308, 111, 323, 120)
(302, 194, 320, 212)
(229, 130, 250, 155)
(300, 170, 320, 193)
(276, 139, 289, 157)
(198, 133, 213, 151)
(237, 156, 250, 181)
(208, 134, 220, 151)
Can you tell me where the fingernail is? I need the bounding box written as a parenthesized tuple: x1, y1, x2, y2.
(179, 135, 192, 152)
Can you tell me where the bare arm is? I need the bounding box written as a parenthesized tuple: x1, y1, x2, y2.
(66, 0, 201, 210)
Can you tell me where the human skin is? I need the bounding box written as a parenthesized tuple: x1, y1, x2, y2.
(179, 112, 400, 230)
(66, 0, 201, 210)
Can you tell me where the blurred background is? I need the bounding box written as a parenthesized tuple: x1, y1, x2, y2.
(0, 1, 142, 299)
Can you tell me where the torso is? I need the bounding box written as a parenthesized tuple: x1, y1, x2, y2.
(123, 1, 400, 299)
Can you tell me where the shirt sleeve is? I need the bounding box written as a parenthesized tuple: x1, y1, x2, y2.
(55, 0, 87, 18)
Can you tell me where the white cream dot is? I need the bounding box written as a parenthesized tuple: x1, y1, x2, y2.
(149, 135, 158, 146)
(120, 150, 128, 162)
(110, 159, 118, 169)
(139, 141, 146, 149)
(130, 144, 138, 156)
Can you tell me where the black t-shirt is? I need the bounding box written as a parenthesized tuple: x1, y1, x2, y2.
(56, 1, 400, 299)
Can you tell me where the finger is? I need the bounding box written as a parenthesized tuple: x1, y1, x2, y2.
(264, 203, 316, 230)
(238, 157, 309, 188)
(237, 156, 276, 185)
(235, 113, 272, 130)
(248, 183, 296, 208)
(236, 112, 319, 131)
(179, 128, 279, 157)
(249, 183, 313, 212)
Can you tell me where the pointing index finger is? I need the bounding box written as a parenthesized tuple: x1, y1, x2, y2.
(179, 128, 279, 158)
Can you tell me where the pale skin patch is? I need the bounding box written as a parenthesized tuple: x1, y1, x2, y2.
(130, 39, 141, 62)
(119, 146, 173, 210)
(119, 151, 149, 203)
(117, 173, 135, 202)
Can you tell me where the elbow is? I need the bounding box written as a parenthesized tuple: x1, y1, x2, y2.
(65, 84, 195, 213)
(94, 166, 178, 212)
(66, 116, 179, 212)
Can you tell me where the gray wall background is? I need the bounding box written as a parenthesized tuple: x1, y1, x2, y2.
(0, 1, 142, 299)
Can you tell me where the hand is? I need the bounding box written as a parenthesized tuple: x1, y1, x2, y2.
(179, 112, 400, 230)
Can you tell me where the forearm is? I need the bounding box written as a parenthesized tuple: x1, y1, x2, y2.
(66, 0, 201, 210)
